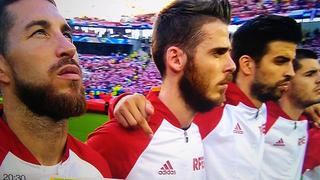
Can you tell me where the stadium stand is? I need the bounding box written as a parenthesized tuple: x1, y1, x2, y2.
(80, 52, 161, 95)
(69, 0, 320, 113)
(67, 0, 320, 30)
(230, 0, 320, 24)
(302, 30, 320, 56)
(80, 52, 162, 112)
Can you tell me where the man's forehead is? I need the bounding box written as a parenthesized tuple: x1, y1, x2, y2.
(299, 59, 320, 70)
(7, 0, 63, 28)
(265, 41, 297, 57)
(201, 22, 230, 47)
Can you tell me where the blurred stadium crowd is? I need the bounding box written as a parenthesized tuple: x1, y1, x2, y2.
(68, 0, 320, 38)
(69, 0, 320, 112)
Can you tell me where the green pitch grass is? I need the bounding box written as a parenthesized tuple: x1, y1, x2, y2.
(68, 112, 109, 142)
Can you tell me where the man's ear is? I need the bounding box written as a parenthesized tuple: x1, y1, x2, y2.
(165, 46, 187, 73)
(238, 55, 255, 76)
(0, 55, 11, 84)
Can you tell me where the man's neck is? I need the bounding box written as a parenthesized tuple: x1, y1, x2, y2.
(236, 78, 263, 108)
(159, 83, 195, 129)
(3, 98, 68, 166)
(278, 95, 303, 120)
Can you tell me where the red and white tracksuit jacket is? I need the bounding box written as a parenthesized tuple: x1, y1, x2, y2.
(261, 101, 308, 180)
(195, 83, 267, 180)
(0, 118, 112, 179)
(108, 83, 311, 180)
(303, 127, 320, 180)
(88, 92, 205, 180)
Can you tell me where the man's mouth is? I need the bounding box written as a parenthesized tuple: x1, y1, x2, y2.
(57, 65, 81, 80)
(277, 81, 290, 92)
(314, 86, 320, 93)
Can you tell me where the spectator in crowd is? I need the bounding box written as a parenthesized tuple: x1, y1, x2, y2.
(0, 0, 111, 178)
(69, 0, 318, 28)
(108, 14, 302, 179)
(262, 48, 320, 179)
(80, 53, 162, 95)
(302, 32, 320, 59)
(75, 1, 320, 95)
(87, 0, 235, 179)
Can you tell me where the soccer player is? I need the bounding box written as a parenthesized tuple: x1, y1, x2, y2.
(108, 14, 302, 179)
(300, 50, 320, 180)
(303, 128, 320, 180)
(262, 48, 320, 179)
(87, 0, 235, 179)
(0, 0, 111, 178)
(195, 14, 301, 179)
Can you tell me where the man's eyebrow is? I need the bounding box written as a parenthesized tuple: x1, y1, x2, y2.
(274, 56, 291, 62)
(25, 20, 50, 31)
(209, 47, 230, 54)
(25, 20, 72, 34)
(304, 69, 318, 75)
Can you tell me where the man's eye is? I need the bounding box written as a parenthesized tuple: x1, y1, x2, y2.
(64, 32, 73, 39)
(216, 49, 228, 55)
(305, 72, 316, 77)
(31, 29, 48, 37)
(211, 48, 229, 57)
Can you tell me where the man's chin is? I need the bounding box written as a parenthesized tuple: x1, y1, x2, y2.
(208, 93, 226, 105)
(57, 84, 82, 94)
(274, 90, 283, 100)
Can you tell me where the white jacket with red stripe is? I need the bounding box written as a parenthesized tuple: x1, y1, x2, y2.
(88, 92, 206, 180)
(303, 128, 320, 180)
(261, 101, 308, 180)
(0, 118, 112, 179)
(195, 83, 267, 180)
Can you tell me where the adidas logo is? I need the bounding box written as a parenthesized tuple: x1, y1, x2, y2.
(298, 136, 306, 146)
(233, 123, 243, 134)
(158, 160, 176, 175)
(259, 123, 266, 134)
(273, 138, 285, 146)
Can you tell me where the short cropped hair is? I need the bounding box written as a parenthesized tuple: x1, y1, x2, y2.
(152, 0, 231, 77)
(232, 15, 302, 78)
(0, 0, 56, 56)
(294, 48, 318, 71)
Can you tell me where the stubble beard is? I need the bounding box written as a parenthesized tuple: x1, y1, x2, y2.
(14, 75, 86, 122)
(179, 61, 220, 113)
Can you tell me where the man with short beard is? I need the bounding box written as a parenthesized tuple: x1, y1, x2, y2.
(0, 0, 111, 178)
(107, 14, 302, 179)
(195, 14, 301, 179)
(262, 48, 320, 179)
(87, 0, 235, 179)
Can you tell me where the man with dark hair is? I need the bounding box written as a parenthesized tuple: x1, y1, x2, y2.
(262, 48, 320, 179)
(294, 50, 320, 180)
(87, 0, 235, 179)
(107, 14, 302, 179)
(231, 15, 301, 102)
(195, 14, 301, 179)
(0, 0, 111, 178)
